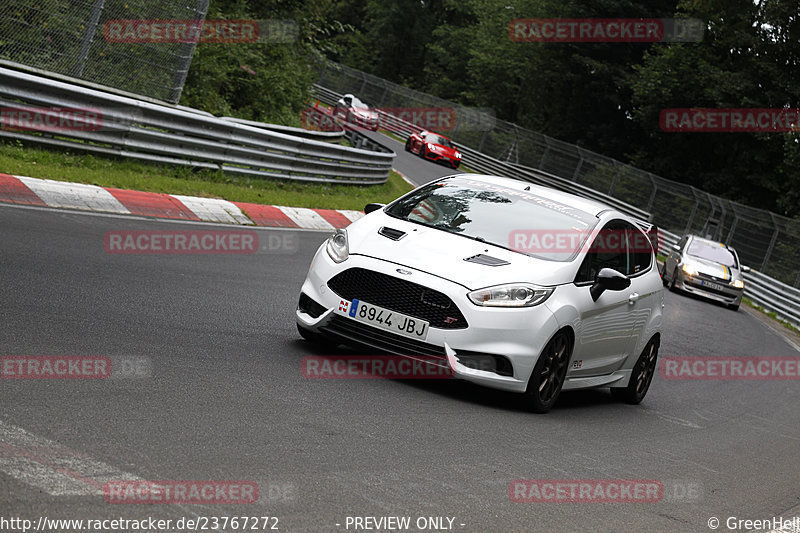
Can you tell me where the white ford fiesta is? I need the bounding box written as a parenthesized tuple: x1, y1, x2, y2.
(296, 174, 664, 413)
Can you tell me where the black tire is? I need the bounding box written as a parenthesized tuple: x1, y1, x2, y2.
(523, 331, 572, 414)
(419, 145, 427, 159)
(728, 303, 740, 311)
(404, 138, 411, 152)
(611, 337, 659, 405)
(296, 323, 327, 346)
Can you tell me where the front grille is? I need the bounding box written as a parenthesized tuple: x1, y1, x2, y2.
(320, 315, 447, 359)
(327, 268, 468, 329)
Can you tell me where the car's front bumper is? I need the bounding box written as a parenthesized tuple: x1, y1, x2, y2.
(422, 150, 460, 167)
(295, 247, 562, 393)
(676, 272, 743, 305)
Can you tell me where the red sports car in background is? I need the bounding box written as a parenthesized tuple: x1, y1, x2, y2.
(405, 130, 461, 169)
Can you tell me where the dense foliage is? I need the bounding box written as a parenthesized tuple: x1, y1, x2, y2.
(184, 0, 799, 216)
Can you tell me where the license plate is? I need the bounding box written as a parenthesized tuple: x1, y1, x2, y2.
(701, 280, 725, 291)
(336, 299, 429, 340)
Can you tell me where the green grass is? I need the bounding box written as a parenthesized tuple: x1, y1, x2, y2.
(0, 141, 413, 211)
(742, 297, 800, 334)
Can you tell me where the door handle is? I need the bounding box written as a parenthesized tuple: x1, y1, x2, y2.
(628, 293, 640, 304)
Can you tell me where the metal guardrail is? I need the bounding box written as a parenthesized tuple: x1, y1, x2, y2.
(221, 116, 345, 142)
(0, 68, 394, 185)
(315, 83, 800, 329)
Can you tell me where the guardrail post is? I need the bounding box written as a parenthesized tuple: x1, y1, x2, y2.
(72, 0, 106, 77)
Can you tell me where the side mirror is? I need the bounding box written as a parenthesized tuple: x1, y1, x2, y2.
(741, 265, 751, 273)
(590, 268, 631, 302)
(364, 203, 385, 214)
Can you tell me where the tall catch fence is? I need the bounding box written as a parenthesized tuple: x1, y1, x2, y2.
(0, 0, 209, 102)
(316, 61, 800, 288)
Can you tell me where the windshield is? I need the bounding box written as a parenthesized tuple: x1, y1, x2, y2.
(350, 97, 369, 109)
(426, 134, 453, 147)
(687, 239, 738, 267)
(385, 177, 597, 261)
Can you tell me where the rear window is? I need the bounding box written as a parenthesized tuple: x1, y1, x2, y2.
(385, 178, 598, 261)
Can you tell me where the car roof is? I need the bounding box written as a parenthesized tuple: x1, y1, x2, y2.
(442, 174, 615, 218)
(687, 235, 732, 249)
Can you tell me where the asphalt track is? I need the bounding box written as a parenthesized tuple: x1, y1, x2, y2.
(1, 134, 799, 533)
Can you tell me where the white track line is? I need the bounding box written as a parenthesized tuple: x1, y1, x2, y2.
(0, 420, 140, 496)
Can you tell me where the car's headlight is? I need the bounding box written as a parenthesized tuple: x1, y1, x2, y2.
(468, 283, 553, 307)
(732, 279, 744, 289)
(454, 151, 461, 158)
(427, 143, 436, 151)
(682, 263, 697, 276)
(325, 229, 349, 263)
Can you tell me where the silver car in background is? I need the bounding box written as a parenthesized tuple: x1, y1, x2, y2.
(661, 235, 750, 310)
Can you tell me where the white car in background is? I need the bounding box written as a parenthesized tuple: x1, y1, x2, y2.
(661, 234, 749, 310)
(334, 93, 379, 131)
(296, 174, 664, 413)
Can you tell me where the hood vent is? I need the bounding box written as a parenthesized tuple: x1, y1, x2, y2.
(378, 226, 407, 241)
(464, 254, 510, 266)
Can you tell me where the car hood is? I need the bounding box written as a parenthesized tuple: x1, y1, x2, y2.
(347, 213, 576, 289)
(685, 255, 741, 280)
(352, 108, 377, 119)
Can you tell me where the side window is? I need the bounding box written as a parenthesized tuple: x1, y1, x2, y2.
(627, 225, 652, 275)
(575, 221, 630, 284)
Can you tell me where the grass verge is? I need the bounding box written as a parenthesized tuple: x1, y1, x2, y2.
(0, 141, 413, 211)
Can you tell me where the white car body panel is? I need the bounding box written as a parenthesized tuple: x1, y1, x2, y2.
(296, 174, 664, 403)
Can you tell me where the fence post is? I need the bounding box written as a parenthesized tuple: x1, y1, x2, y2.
(646, 174, 658, 212)
(168, 0, 209, 103)
(572, 149, 584, 182)
(72, 0, 106, 78)
(761, 214, 780, 272)
(608, 160, 619, 196)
